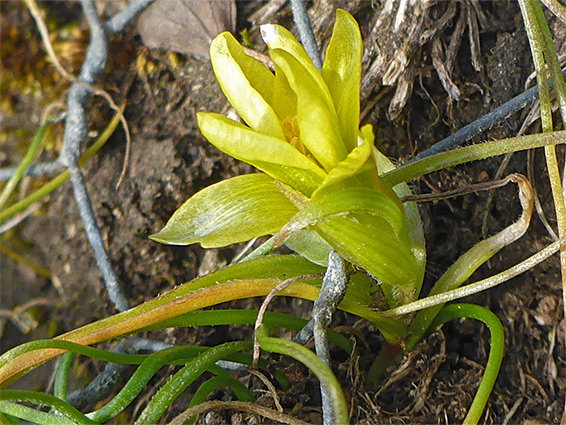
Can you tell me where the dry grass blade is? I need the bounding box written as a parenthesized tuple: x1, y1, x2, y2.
(167, 400, 311, 425)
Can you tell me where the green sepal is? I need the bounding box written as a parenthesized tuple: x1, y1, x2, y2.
(316, 212, 420, 299)
(150, 174, 298, 247)
(275, 187, 408, 247)
(374, 147, 426, 299)
(197, 113, 326, 196)
(284, 230, 333, 266)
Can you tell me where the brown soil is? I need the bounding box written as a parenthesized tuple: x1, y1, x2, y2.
(1, 0, 565, 424)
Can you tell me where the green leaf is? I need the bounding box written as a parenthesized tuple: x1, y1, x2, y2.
(210, 33, 285, 140)
(322, 10, 363, 152)
(197, 113, 326, 195)
(150, 174, 298, 247)
(269, 48, 347, 171)
(275, 187, 408, 246)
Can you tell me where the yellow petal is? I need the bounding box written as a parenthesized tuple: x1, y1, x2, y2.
(260, 24, 324, 91)
(210, 32, 285, 140)
(269, 48, 347, 171)
(272, 64, 297, 121)
(198, 112, 326, 196)
(322, 10, 363, 152)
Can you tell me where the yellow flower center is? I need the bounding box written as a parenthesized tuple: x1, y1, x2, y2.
(281, 115, 325, 170)
(282, 115, 306, 154)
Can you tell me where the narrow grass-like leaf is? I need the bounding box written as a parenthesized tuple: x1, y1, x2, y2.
(382, 131, 566, 187)
(0, 390, 95, 424)
(0, 123, 48, 210)
(0, 113, 121, 224)
(431, 304, 504, 425)
(134, 342, 251, 424)
(0, 401, 75, 425)
(151, 174, 298, 247)
(139, 309, 353, 354)
(255, 326, 349, 424)
(0, 256, 405, 386)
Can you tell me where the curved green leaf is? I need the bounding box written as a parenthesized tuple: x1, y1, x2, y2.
(150, 174, 298, 247)
(210, 33, 285, 140)
(322, 9, 363, 152)
(269, 48, 347, 171)
(0, 255, 407, 386)
(197, 113, 326, 195)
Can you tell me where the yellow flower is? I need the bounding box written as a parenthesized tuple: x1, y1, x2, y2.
(152, 10, 425, 307)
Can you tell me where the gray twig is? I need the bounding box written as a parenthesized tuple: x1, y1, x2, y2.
(294, 250, 349, 425)
(290, 0, 322, 71)
(413, 72, 566, 160)
(0, 161, 63, 181)
(52, 0, 153, 312)
(287, 4, 345, 424)
(105, 0, 155, 33)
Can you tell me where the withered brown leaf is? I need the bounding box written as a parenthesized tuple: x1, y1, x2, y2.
(137, 0, 236, 59)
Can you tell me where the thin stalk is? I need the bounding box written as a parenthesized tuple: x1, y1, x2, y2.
(0, 113, 121, 224)
(0, 124, 48, 210)
(0, 401, 75, 425)
(133, 341, 252, 424)
(519, 8, 566, 417)
(0, 245, 51, 278)
(387, 235, 566, 316)
(0, 390, 96, 424)
(406, 175, 533, 349)
(431, 304, 504, 425)
(255, 325, 349, 425)
(139, 309, 353, 354)
(53, 352, 73, 400)
(382, 130, 566, 187)
(86, 345, 240, 423)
